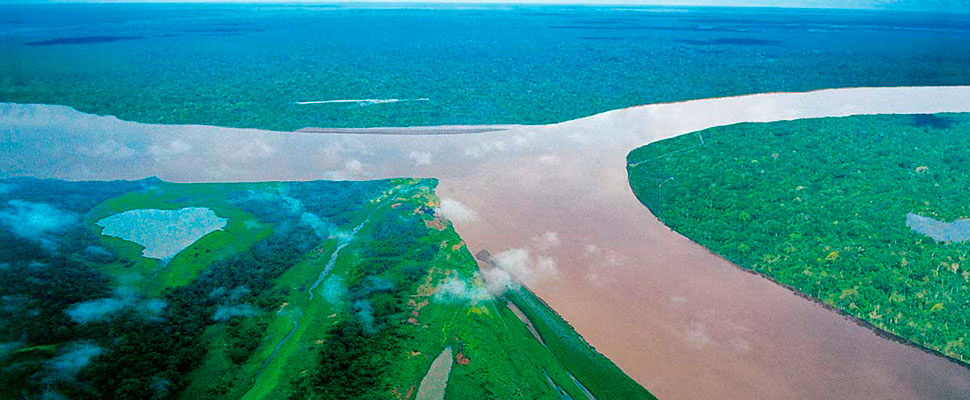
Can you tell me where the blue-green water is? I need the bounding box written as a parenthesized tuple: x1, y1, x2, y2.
(1, 4, 968, 130)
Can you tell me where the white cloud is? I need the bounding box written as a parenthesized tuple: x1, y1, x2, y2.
(493, 248, 559, 286)
(538, 155, 560, 164)
(531, 231, 560, 251)
(344, 158, 363, 172)
(685, 321, 713, 349)
(582, 243, 627, 286)
(230, 138, 274, 160)
(64, 298, 127, 324)
(323, 158, 366, 180)
(481, 267, 515, 295)
(148, 139, 193, 161)
(464, 140, 508, 158)
(47, 343, 102, 381)
(435, 275, 492, 303)
(212, 304, 258, 321)
(81, 139, 137, 159)
(436, 198, 478, 223)
(408, 151, 432, 166)
(65, 288, 167, 324)
(0, 200, 79, 248)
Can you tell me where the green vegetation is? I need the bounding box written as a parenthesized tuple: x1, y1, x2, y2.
(0, 177, 654, 399)
(507, 288, 655, 400)
(628, 113, 970, 363)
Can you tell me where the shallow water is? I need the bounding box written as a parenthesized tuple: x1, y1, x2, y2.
(906, 213, 970, 243)
(96, 207, 227, 260)
(4, 86, 970, 399)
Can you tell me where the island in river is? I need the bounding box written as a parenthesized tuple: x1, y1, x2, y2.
(0, 177, 652, 399)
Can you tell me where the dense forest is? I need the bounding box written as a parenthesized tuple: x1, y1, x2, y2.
(628, 113, 970, 363)
(0, 177, 653, 399)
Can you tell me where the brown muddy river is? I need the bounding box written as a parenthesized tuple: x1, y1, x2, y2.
(3, 86, 970, 399)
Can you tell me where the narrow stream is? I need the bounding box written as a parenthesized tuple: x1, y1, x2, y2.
(253, 319, 299, 381)
(307, 216, 370, 301)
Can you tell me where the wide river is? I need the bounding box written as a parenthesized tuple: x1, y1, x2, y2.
(3, 86, 970, 399)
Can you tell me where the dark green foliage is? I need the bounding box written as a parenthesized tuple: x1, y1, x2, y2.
(0, 251, 114, 398)
(286, 180, 388, 226)
(628, 113, 970, 362)
(291, 320, 400, 400)
(0, 178, 396, 399)
(0, 177, 160, 213)
(291, 210, 436, 399)
(227, 320, 267, 365)
(80, 205, 363, 398)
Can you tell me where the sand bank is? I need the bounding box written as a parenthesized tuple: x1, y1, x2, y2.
(296, 125, 515, 135)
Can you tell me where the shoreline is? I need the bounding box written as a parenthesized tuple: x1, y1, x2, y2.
(624, 171, 970, 371)
(687, 225, 970, 371)
(7, 85, 970, 137)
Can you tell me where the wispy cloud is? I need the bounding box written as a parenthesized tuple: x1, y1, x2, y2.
(148, 139, 193, 161)
(409, 151, 432, 166)
(436, 198, 479, 223)
(229, 138, 275, 161)
(435, 197, 478, 223)
(434, 275, 492, 303)
(685, 321, 713, 349)
(582, 244, 628, 286)
(483, 248, 559, 294)
(46, 343, 102, 382)
(80, 139, 138, 159)
(324, 158, 366, 180)
(65, 287, 167, 324)
(210, 285, 258, 321)
(531, 231, 560, 251)
(0, 200, 79, 249)
(212, 304, 258, 321)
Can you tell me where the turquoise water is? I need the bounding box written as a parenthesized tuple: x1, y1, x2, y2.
(1, 4, 968, 130)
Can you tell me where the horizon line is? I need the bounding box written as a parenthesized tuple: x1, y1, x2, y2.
(5, 1, 968, 13)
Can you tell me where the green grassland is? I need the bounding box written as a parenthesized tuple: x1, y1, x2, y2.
(0, 177, 655, 399)
(628, 113, 970, 364)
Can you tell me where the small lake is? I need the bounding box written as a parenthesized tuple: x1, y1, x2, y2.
(97, 207, 227, 260)
(907, 213, 970, 243)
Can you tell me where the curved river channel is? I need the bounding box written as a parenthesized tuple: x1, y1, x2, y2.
(3, 86, 970, 399)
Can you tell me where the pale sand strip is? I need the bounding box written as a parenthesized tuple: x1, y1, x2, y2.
(416, 347, 453, 400)
(296, 125, 516, 135)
